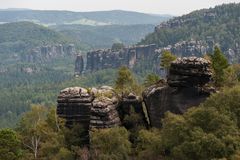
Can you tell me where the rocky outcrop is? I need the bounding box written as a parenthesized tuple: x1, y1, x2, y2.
(143, 57, 214, 128)
(90, 86, 121, 129)
(23, 44, 77, 63)
(57, 86, 148, 131)
(156, 39, 214, 57)
(119, 93, 148, 129)
(57, 86, 121, 129)
(74, 54, 84, 76)
(57, 87, 93, 128)
(84, 44, 156, 72)
(168, 57, 212, 87)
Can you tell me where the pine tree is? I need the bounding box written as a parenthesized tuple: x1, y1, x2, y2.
(211, 46, 229, 87)
(115, 66, 139, 95)
(160, 51, 176, 74)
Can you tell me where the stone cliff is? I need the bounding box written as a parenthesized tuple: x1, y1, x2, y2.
(59, 57, 214, 134)
(23, 44, 77, 63)
(143, 57, 214, 128)
(57, 86, 148, 143)
(74, 44, 156, 75)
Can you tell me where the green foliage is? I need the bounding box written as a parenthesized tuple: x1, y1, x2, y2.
(143, 73, 160, 87)
(0, 22, 74, 57)
(115, 66, 141, 95)
(111, 43, 125, 51)
(201, 85, 240, 128)
(90, 127, 131, 160)
(58, 24, 155, 49)
(141, 3, 240, 56)
(122, 106, 144, 130)
(0, 10, 169, 26)
(0, 128, 22, 160)
(0, 68, 117, 128)
(223, 64, 240, 87)
(135, 129, 163, 160)
(16, 105, 72, 159)
(160, 50, 177, 70)
(64, 124, 87, 148)
(211, 46, 229, 86)
(161, 107, 240, 160)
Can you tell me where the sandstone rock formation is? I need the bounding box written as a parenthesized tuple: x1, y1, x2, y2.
(23, 44, 77, 63)
(143, 57, 214, 128)
(168, 57, 212, 87)
(57, 86, 121, 129)
(57, 87, 93, 128)
(74, 44, 156, 75)
(57, 86, 148, 131)
(119, 93, 148, 129)
(90, 86, 121, 129)
(74, 54, 84, 76)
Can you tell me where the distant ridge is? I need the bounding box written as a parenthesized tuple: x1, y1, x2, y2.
(140, 3, 240, 60)
(0, 9, 172, 25)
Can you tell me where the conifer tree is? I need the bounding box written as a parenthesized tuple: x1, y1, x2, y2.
(211, 46, 229, 87)
(160, 50, 176, 74)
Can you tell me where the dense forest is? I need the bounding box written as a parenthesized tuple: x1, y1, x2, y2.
(53, 24, 155, 49)
(2, 47, 240, 159)
(140, 3, 240, 55)
(1, 3, 240, 159)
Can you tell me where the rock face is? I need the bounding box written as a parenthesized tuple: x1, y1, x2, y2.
(57, 87, 93, 128)
(86, 44, 156, 71)
(57, 86, 148, 135)
(57, 87, 93, 144)
(160, 40, 214, 57)
(90, 86, 121, 129)
(57, 86, 121, 129)
(23, 44, 77, 63)
(168, 57, 212, 87)
(143, 57, 213, 128)
(74, 54, 84, 75)
(119, 93, 148, 129)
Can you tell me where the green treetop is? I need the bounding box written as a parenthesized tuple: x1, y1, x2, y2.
(160, 50, 177, 72)
(210, 46, 229, 87)
(115, 66, 140, 95)
(0, 128, 22, 160)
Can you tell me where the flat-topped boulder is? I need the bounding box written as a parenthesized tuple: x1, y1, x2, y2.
(143, 57, 214, 128)
(57, 87, 93, 127)
(168, 57, 212, 87)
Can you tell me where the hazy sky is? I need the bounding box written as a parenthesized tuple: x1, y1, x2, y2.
(0, 0, 239, 15)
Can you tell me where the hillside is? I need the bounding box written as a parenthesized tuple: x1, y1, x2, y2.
(0, 9, 171, 26)
(0, 22, 73, 55)
(53, 24, 155, 48)
(140, 3, 240, 60)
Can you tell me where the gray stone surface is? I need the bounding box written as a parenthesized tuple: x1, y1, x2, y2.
(143, 57, 214, 128)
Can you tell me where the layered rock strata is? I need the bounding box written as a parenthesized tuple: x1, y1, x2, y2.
(74, 44, 156, 75)
(90, 86, 121, 129)
(168, 57, 212, 87)
(143, 57, 214, 128)
(24, 44, 77, 63)
(119, 93, 148, 129)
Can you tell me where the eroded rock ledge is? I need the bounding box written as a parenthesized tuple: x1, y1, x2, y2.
(57, 57, 215, 141)
(143, 57, 214, 128)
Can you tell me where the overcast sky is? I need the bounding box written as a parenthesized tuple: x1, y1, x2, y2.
(0, 0, 239, 15)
